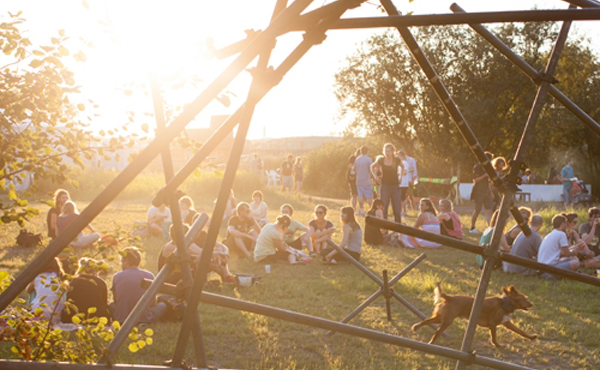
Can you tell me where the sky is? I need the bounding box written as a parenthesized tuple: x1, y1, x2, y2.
(3, 0, 599, 140)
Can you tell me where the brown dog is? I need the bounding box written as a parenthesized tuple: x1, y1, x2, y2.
(411, 283, 537, 347)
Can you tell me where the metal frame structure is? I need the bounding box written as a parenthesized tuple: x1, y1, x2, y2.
(321, 241, 436, 335)
(2, 0, 600, 369)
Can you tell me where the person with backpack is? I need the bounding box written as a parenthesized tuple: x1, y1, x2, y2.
(438, 199, 463, 240)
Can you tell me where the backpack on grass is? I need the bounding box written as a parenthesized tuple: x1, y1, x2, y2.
(16, 229, 43, 247)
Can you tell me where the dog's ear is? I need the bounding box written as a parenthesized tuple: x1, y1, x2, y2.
(508, 286, 519, 295)
(501, 286, 509, 295)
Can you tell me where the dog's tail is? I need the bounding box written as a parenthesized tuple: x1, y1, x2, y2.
(434, 282, 448, 304)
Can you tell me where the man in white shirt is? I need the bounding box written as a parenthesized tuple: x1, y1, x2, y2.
(538, 214, 584, 275)
(353, 146, 374, 216)
(405, 153, 418, 212)
(147, 203, 172, 238)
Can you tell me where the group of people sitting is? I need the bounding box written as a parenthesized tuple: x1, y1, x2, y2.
(46, 189, 101, 250)
(478, 206, 600, 277)
(363, 197, 463, 249)
(225, 201, 362, 265)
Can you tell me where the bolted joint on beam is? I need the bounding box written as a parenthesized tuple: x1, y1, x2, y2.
(302, 29, 328, 45)
(535, 71, 559, 84)
(481, 243, 501, 260)
(153, 188, 185, 208)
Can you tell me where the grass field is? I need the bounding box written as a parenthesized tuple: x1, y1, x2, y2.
(1, 189, 599, 369)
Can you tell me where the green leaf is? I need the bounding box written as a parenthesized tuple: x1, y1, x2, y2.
(77, 103, 85, 111)
(8, 190, 17, 201)
(58, 46, 69, 56)
(141, 123, 149, 133)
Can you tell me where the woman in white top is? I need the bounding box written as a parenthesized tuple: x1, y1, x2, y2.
(250, 190, 268, 227)
(27, 257, 65, 323)
(400, 198, 442, 248)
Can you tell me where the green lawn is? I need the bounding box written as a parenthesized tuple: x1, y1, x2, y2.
(1, 192, 599, 369)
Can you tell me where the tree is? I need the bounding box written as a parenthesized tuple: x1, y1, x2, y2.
(0, 13, 128, 225)
(334, 22, 600, 194)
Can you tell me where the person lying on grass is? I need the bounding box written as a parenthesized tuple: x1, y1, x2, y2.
(254, 215, 304, 264)
(322, 206, 363, 264)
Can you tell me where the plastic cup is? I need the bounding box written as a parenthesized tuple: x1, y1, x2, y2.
(265, 265, 271, 274)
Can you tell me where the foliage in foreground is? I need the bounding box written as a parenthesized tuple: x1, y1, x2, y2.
(0, 228, 153, 363)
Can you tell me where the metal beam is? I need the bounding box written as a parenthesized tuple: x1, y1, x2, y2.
(289, 9, 600, 30)
(450, 3, 600, 137)
(366, 216, 600, 287)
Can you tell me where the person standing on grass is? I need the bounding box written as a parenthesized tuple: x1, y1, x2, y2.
(347, 154, 358, 211)
(371, 143, 404, 223)
(469, 152, 494, 234)
(281, 154, 294, 193)
(309, 204, 336, 254)
(47, 189, 70, 240)
(397, 151, 410, 217)
(280, 203, 314, 255)
(294, 156, 304, 192)
(353, 146, 373, 216)
(560, 158, 575, 207)
(322, 206, 363, 263)
(225, 202, 261, 258)
(490, 156, 508, 210)
(503, 214, 544, 276)
(404, 151, 418, 213)
(254, 215, 301, 264)
(110, 247, 166, 323)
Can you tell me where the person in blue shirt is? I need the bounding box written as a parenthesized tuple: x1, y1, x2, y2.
(561, 158, 575, 206)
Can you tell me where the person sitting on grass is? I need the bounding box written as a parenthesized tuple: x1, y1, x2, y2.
(309, 204, 336, 254)
(56, 201, 100, 249)
(158, 224, 235, 284)
(400, 198, 441, 248)
(364, 199, 386, 246)
(280, 203, 314, 255)
(27, 257, 65, 324)
(322, 206, 363, 264)
(579, 207, 600, 256)
(503, 214, 544, 276)
(147, 202, 172, 238)
(179, 196, 197, 226)
(221, 189, 238, 223)
(61, 258, 111, 323)
(224, 202, 261, 258)
(254, 215, 302, 264)
(504, 207, 532, 247)
(110, 247, 167, 324)
(250, 190, 269, 228)
(438, 199, 463, 240)
(562, 212, 596, 260)
(47, 189, 70, 240)
(476, 209, 511, 268)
